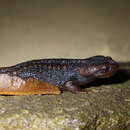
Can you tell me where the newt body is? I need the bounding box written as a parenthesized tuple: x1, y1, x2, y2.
(0, 56, 118, 94)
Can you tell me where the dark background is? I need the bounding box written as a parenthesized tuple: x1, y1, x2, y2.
(0, 0, 130, 66)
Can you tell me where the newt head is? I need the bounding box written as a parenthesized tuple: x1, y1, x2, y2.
(79, 55, 119, 79)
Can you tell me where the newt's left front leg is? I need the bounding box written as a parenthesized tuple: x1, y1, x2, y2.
(64, 80, 87, 93)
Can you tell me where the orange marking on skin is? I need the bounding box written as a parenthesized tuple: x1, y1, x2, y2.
(0, 74, 61, 95)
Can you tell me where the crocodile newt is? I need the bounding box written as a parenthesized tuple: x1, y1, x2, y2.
(0, 55, 119, 95)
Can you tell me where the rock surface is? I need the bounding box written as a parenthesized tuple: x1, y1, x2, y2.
(0, 63, 129, 130)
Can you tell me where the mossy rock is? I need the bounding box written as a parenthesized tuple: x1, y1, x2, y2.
(0, 63, 129, 130)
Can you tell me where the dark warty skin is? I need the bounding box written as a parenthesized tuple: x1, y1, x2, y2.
(0, 55, 119, 93)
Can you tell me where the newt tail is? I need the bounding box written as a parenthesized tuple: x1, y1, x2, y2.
(0, 55, 119, 95)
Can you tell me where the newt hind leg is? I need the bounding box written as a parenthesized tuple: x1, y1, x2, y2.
(64, 80, 87, 94)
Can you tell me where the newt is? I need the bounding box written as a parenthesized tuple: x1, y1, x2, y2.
(0, 55, 118, 95)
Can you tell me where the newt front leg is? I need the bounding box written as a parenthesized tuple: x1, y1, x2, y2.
(64, 80, 87, 93)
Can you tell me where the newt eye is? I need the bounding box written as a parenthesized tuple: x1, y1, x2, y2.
(102, 66, 107, 70)
(102, 65, 109, 72)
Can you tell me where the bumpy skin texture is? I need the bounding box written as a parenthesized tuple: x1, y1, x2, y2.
(0, 56, 119, 93)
